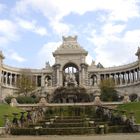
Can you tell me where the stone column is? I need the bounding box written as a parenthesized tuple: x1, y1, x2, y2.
(80, 63, 88, 86)
(9, 73, 12, 86)
(41, 74, 45, 87)
(130, 71, 133, 83)
(114, 74, 117, 85)
(81, 66, 85, 85)
(133, 70, 136, 82)
(15, 74, 17, 86)
(55, 64, 61, 86)
(1, 71, 4, 84)
(119, 73, 122, 85)
(124, 72, 127, 85)
(132, 71, 134, 83)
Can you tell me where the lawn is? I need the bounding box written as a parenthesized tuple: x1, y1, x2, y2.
(117, 102, 140, 123)
(0, 103, 23, 127)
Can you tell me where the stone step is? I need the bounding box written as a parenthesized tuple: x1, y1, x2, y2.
(11, 127, 96, 135)
(54, 119, 84, 123)
(49, 122, 88, 128)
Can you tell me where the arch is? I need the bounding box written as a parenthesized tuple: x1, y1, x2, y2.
(44, 75, 52, 87)
(63, 62, 79, 86)
(63, 62, 79, 72)
(90, 74, 97, 86)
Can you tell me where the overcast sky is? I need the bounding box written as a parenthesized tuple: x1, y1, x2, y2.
(0, 0, 140, 68)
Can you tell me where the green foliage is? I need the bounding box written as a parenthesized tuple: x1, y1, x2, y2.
(129, 93, 138, 102)
(0, 104, 23, 126)
(5, 95, 40, 104)
(99, 78, 118, 101)
(16, 96, 39, 104)
(117, 102, 140, 123)
(4, 96, 13, 104)
(16, 69, 37, 96)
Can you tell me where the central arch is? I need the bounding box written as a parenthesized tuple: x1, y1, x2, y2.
(63, 62, 79, 86)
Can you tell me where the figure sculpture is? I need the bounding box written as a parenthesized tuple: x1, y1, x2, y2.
(65, 72, 77, 87)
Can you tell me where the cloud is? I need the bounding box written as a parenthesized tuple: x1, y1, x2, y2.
(38, 41, 61, 67)
(14, 0, 140, 37)
(86, 54, 93, 65)
(0, 20, 18, 40)
(0, 19, 19, 46)
(103, 23, 126, 36)
(88, 23, 139, 67)
(50, 21, 71, 36)
(11, 52, 26, 62)
(6, 51, 26, 63)
(15, 0, 140, 22)
(88, 23, 126, 47)
(17, 18, 47, 36)
(4, 0, 140, 68)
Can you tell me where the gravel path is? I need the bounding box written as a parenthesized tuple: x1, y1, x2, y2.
(1, 134, 140, 140)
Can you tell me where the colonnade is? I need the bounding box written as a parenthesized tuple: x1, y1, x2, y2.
(1, 70, 42, 87)
(1, 67, 140, 88)
(100, 67, 140, 86)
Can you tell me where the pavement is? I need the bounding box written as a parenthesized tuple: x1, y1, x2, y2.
(1, 134, 140, 140)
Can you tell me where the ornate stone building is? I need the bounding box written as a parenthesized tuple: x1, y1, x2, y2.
(0, 36, 140, 102)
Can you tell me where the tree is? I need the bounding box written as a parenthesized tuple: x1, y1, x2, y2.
(129, 93, 138, 102)
(16, 69, 37, 96)
(99, 78, 118, 101)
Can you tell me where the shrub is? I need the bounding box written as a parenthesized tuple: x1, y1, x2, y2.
(129, 93, 138, 102)
(5, 96, 13, 104)
(100, 78, 119, 101)
(16, 96, 39, 104)
(5, 96, 39, 104)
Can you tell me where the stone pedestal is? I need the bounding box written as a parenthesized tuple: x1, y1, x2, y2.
(38, 97, 48, 106)
(94, 96, 102, 105)
(10, 98, 18, 107)
(123, 92, 131, 103)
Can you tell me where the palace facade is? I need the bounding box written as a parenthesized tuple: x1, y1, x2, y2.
(0, 36, 140, 101)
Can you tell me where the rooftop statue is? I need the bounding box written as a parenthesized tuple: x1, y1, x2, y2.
(45, 61, 50, 68)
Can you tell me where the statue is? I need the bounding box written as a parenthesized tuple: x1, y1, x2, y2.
(65, 72, 77, 87)
(39, 97, 47, 105)
(45, 76, 52, 87)
(94, 96, 102, 105)
(90, 78, 93, 86)
(123, 91, 131, 103)
(10, 98, 18, 107)
(45, 61, 50, 68)
(90, 75, 97, 86)
(45, 77, 49, 86)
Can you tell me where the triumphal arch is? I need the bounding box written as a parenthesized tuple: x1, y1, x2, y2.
(0, 36, 140, 102)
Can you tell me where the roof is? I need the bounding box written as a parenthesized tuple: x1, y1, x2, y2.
(53, 36, 88, 56)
